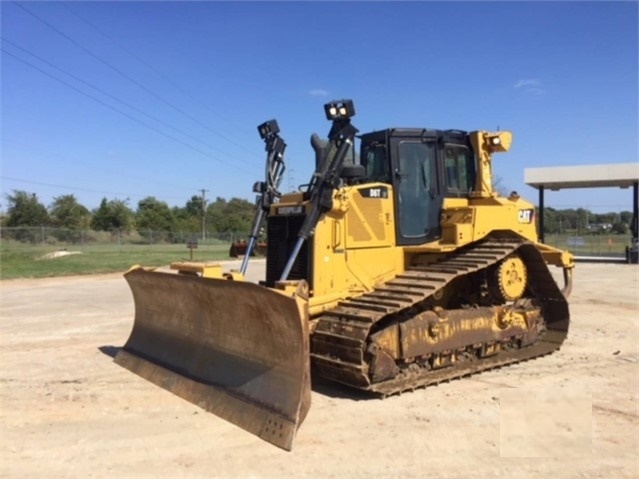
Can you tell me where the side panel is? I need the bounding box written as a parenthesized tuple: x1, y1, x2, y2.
(439, 196, 539, 246)
(472, 198, 538, 242)
(343, 183, 403, 289)
(345, 184, 394, 249)
(309, 184, 403, 312)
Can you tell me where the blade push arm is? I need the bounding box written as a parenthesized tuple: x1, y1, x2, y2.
(240, 120, 286, 275)
(279, 100, 359, 281)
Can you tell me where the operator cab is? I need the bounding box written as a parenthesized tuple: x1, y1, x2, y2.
(359, 129, 476, 246)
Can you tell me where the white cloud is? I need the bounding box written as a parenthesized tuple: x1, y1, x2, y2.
(514, 79, 541, 88)
(513, 79, 545, 95)
(309, 89, 328, 97)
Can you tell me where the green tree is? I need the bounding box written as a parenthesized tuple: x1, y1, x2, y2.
(206, 197, 227, 232)
(172, 206, 200, 235)
(619, 211, 633, 227)
(539, 207, 560, 235)
(206, 197, 255, 233)
(91, 198, 134, 232)
(135, 196, 176, 242)
(5, 190, 49, 227)
(185, 195, 205, 218)
(91, 198, 111, 231)
(611, 222, 628, 235)
(224, 197, 255, 232)
(170, 195, 205, 237)
(4, 190, 49, 242)
(49, 194, 90, 242)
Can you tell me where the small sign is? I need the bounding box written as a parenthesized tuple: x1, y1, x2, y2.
(360, 186, 389, 199)
(567, 237, 585, 247)
(187, 237, 198, 260)
(277, 205, 304, 215)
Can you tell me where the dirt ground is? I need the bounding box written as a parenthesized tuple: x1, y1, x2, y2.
(1, 261, 637, 478)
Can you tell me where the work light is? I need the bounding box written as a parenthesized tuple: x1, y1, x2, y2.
(324, 99, 355, 120)
(257, 119, 280, 139)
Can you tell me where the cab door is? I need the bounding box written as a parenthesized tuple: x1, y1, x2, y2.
(391, 138, 442, 245)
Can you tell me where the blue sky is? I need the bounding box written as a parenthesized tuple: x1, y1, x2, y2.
(2, 1, 637, 214)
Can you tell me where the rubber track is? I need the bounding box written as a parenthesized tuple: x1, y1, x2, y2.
(310, 237, 570, 396)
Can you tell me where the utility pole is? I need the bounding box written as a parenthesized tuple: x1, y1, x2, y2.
(200, 188, 209, 241)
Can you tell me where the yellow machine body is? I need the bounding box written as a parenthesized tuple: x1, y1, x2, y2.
(271, 143, 572, 317)
(115, 121, 573, 450)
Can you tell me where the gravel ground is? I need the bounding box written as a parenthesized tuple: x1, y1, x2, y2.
(1, 261, 637, 478)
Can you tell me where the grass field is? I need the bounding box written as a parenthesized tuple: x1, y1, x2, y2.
(1, 233, 632, 280)
(0, 242, 232, 280)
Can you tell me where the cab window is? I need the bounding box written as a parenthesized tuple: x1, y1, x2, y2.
(362, 144, 390, 183)
(443, 145, 474, 195)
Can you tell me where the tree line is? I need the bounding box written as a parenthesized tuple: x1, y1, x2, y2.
(1, 190, 256, 242)
(542, 207, 633, 235)
(1, 190, 634, 242)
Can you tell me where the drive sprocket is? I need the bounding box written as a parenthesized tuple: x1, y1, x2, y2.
(490, 254, 527, 302)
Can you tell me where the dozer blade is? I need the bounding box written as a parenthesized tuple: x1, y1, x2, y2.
(114, 268, 311, 450)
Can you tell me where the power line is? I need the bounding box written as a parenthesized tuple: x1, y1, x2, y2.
(59, 1, 261, 160)
(3, 139, 195, 192)
(13, 2, 262, 165)
(545, 204, 633, 209)
(2, 49, 253, 175)
(2, 37, 245, 161)
(0, 175, 190, 203)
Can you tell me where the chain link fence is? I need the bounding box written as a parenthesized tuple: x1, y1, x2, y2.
(542, 233, 632, 258)
(0, 227, 250, 247)
(2, 227, 633, 259)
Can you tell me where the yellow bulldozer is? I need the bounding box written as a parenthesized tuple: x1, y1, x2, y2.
(115, 99, 574, 450)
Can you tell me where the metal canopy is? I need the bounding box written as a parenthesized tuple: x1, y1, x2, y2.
(523, 162, 638, 260)
(525, 163, 638, 190)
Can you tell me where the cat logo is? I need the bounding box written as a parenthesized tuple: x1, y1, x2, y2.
(518, 209, 534, 224)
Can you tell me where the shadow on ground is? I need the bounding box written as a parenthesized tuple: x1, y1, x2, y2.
(99, 345, 120, 359)
(99, 345, 370, 401)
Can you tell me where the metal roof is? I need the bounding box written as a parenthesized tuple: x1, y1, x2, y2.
(525, 162, 638, 190)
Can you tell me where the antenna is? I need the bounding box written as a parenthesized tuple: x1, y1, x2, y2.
(288, 168, 296, 192)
